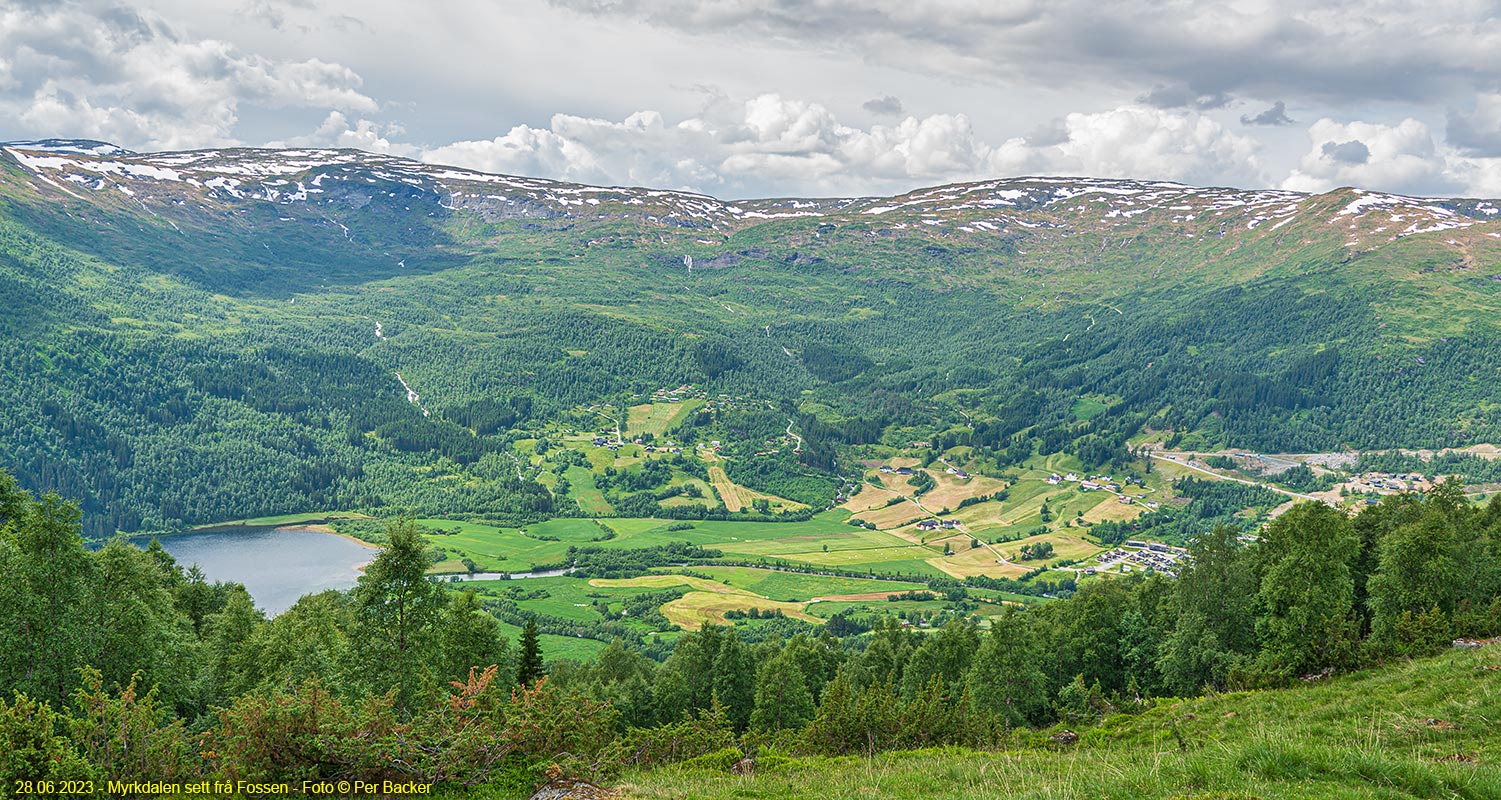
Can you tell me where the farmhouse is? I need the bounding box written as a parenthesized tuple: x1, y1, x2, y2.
(1118, 495, 1134, 504)
(1080, 480, 1102, 491)
(1047, 473, 1062, 484)
(896, 467, 915, 476)
(916, 519, 941, 531)
(941, 519, 960, 529)
(879, 465, 893, 474)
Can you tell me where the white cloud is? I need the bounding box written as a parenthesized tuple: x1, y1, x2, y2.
(420, 94, 1262, 196)
(1282, 118, 1466, 195)
(1018, 106, 1264, 187)
(270, 110, 419, 156)
(0, 0, 376, 150)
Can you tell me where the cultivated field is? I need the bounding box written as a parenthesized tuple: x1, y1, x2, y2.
(625, 400, 702, 438)
(590, 575, 820, 630)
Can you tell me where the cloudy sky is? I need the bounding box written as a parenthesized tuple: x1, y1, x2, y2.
(3, 0, 1501, 198)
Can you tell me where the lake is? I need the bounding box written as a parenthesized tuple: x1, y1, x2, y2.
(127, 526, 376, 616)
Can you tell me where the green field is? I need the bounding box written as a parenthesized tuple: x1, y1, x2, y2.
(564, 465, 613, 515)
(626, 400, 703, 437)
(688, 566, 918, 601)
(493, 620, 610, 663)
(417, 512, 930, 575)
(588, 574, 821, 630)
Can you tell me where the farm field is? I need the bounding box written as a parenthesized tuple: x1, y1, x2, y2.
(839, 482, 902, 513)
(563, 465, 613, 515)
(706, 463, 744, 512)
(698, 451, 808, 513)
(625, 400, 702, 438)
(589, 575, 821, 630)
(686, 565, 918, 601)
(492, 619, 611, 663)
(411, 511, 958, 575)
(927, 542, 1030, 579)
(994, 528, 1108, 565)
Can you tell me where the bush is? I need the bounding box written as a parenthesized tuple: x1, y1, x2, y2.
(209, 669, 620, 787)
(0, 694, 97, 792)
(67, 667, 197, 785)
(607, 702, 735, 770)
(678, 746, 745, 772)
(206, 680, 403, 784)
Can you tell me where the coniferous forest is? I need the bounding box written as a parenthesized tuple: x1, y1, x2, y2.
(4, 469, 1500, 795)
(3, 142, 1501, 798)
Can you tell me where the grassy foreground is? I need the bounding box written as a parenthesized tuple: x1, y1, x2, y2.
(614, 646, 1500, 800)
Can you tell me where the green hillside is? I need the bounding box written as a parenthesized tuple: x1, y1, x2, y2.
(619, 645, 1501, 800)
(2, 142, 1501, 538)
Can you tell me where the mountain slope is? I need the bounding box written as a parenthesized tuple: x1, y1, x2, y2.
(620, 645, 1501, 800)
(2, 140, 1499, 535)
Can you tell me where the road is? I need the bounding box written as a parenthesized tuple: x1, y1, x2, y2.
(1147, 452, 1327, 504)
(786, 418, 804, 453)
(590, 407, 623, 446)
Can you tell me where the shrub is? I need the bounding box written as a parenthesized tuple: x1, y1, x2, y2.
(206, 680, 403, 784)
(0, 694, 97, 791)
(607, 700, 735, 770)
(67, 667, 197, 784)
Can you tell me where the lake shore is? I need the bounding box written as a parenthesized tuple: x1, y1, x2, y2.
(276, 523, 381, 550)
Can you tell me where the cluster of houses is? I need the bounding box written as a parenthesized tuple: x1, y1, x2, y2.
(589, 434, 684, 455)
(1348, 472, 1435, 494)
(916, 518, 962, 532)
(1043, 471, 1158, 508)
(1049, 471, 1122, 488)
(644, 384, 773, 413)
(1092, 540, 1189, 577)
(875, 463, 974, 480)
(650, 384, 702, 403)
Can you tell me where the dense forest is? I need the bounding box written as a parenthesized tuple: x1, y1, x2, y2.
(3, 145, 1501, 536)
(4, 470, 1499, 794)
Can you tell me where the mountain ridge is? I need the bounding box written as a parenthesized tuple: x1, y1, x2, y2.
(2, 138, 1500, 535)
(6, 138, 1500, 237)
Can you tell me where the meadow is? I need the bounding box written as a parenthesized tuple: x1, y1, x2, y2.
(615, 645, 1501, 800)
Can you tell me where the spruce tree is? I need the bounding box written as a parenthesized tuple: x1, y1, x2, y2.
(711, 631, 754, 730)
(516, 616, 544, 687)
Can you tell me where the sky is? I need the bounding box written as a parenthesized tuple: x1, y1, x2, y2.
(3, 0, 1501, 199)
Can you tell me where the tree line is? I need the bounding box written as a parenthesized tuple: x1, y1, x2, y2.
(4, 470, 1500, 793)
